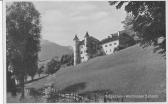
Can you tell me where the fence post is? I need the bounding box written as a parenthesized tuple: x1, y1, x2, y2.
(104, 92, 107, 102)
(43, 83, 54, 103)
(94, 93, 97, 102)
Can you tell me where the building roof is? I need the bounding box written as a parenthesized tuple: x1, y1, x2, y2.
(89, 36, 100, 43)
(101, 30, 135, 45)
(100, 36, 119, 44)
(79, 35, 100, 46)
(84, 32, 99, 42)
(73, 35, 79, 41)
(84, 32, 89, 37)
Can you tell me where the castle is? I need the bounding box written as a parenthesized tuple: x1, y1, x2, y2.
(73, 31, 135, 66)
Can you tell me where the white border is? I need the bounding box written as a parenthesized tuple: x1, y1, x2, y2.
(2, 0, 168, 104)
(5, 0, 108, 1)
(0, 1, 3, 104)
(166, 0, 168, 103)
(2, 0, 6, 104)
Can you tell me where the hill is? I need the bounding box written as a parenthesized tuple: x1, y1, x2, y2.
(27, 44, 166, 101)
(38, 39, 73, 61)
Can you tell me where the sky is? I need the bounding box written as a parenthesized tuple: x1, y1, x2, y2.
(33, 1, 127, 46)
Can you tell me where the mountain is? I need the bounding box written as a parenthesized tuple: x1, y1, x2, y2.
(27, 44, 166, 101)
(38, 39, 73, 61)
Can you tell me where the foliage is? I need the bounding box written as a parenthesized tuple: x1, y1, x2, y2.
(121, 13, 134, 30)
(37, 65, 44, 77)
(7, 71, 17, 96)
(119, 33, 136, 47)
(26, 55, 39, 80)
(60, 54, 74, 66)
(121, 14, 138, 41)
(109, 1, 166, 56)
(6, 2, 41, 98)
(46, 58, 61, 75)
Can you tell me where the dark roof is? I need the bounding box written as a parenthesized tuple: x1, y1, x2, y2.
(89, 36, 100, 43)
(85, 32, 89, 37)
(100, 36, 119, 44)
(73, 35, 79, 41)
(110, 33, 118, 37)
(79, 35, 100, 46)
(101, 30, 135, 44)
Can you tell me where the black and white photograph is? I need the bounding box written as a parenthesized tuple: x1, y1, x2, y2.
(5, 0, 166, 103)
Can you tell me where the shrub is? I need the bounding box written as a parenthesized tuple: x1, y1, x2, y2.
(45, 59, 61, 75)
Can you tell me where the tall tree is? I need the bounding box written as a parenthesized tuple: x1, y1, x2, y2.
(121, 13, 140, 42)
(6, 2, 41, 99)
(122, 13, 134, 30)
(109, 1, 166, 56)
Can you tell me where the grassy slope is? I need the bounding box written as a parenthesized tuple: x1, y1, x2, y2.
(26, 45, 166, 96)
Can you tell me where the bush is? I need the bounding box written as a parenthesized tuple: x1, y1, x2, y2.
(45, 59, 61, 75)
(37, 65, 44, 77)
(61, 54, 74, 66)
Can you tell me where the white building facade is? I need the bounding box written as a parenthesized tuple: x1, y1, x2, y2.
(102, 40, 119, 55)
(80, 44, 89, 62)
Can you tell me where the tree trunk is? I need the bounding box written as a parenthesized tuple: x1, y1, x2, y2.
(24, 76, 27, 83)
(20, 75, 25, 100)
(31, 76, 34, 81)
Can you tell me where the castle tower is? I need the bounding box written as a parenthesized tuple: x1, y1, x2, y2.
(84, 32, 89, 47)
(84, 32, 89, 61)
(73, 35, 80, 66)
(117, 31, 120, 37)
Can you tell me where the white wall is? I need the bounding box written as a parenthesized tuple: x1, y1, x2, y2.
(79, 45, 89, 62)
(73, 41, 77, 66)
(102, 40, 119, 55)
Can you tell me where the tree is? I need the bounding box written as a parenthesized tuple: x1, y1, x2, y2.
(7, 70, 17, 96)
(46, 58, 61, 75)
(122, 13, 134, 30)
(60, 54, 74, 66)
(6, 2, 41, 99)
(109, 1, 166, 56)
(26, 55, 38, 80)
(37, 65, 44, 77)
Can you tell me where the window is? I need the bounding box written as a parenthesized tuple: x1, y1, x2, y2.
(80, 51, 83, 54)
(114, 43, 117, 45)
(105, 45, 107, 47)
(109, 44, 112, 46)
(110, 49, 111, 52)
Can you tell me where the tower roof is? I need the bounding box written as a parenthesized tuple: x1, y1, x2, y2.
(73, 35, 79, 41)
(84, 32, 89, 37)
